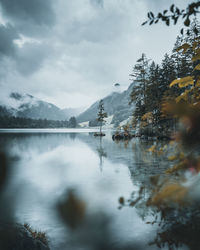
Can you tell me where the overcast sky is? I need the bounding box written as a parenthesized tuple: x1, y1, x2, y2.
(0, 0, 194, 109)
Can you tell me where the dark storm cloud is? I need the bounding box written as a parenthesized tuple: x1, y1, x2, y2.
(0, 0, 55, 27)
(0, 0, 195, 108)
(15, 42, 51, 75)
(0, 24, 19, 57)
(0, 0, 55, 75)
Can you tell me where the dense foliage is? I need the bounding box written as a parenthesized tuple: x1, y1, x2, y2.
(120, 5, 200, 248)
(130, 20, 199, 137)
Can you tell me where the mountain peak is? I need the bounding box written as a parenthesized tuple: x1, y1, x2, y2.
(77, 81, 135, 126)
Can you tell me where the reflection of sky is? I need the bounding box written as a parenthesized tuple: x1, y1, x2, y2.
(1, 131, 157, 249)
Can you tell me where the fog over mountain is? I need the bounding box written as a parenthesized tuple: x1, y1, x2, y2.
(0, 80, 135, 125)
(0, 92, 83, 120)
(0, 0, 192, 109)
(77, 82, 135, 125)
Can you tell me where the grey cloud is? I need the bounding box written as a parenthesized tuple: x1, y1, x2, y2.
(0, 0, 193, 109)
(0, 23, 50, 76)
(0, 24, 19, 57)
(145, 0, 193, 13)
(0, 0, 55, 76)
(90, 0, 104, 8)
(57, 1, 132, 44)
(14, 42, 51, 76)
(0, 0, 55, 27)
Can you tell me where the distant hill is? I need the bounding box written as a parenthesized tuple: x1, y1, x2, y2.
(0, 82, 135, 125)
(77, 82, 135, 126)
(0, 92, 82, 121)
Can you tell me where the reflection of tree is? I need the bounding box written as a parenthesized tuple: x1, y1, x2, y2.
(69, 133, 76, 140)
(96, 137, 107, 171)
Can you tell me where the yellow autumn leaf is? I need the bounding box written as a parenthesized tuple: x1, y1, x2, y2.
(194, 64, 200, 70)
(168, 155, 177, 161)
(170, 76, 194, 88)
(178, 76, 194, 88)
(175, 96, 182, 103)
(147, 145, 156, 153)
(192, 41, 198, 51)
(176, 43, 190, 53)
(179, 152, 185, 160)
(141, 112, 153, 121)
(169, 78, 181, 87)
(150, 183, 188, 206)
(192, 53, 200, 61)
(196, 80, 200, 87)
(175, 89, 191, 103)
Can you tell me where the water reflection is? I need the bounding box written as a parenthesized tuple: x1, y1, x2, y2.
(0, 130, 166, 250)
(96, 137, 107, 171)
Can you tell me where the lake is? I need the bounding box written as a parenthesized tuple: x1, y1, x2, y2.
(0, 129, 169, 250)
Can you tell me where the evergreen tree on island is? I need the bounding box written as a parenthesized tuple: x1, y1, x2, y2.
(96, 99, 107, 136)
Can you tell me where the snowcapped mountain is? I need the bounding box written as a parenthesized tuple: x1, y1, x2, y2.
(0, 81, 135, 124)
(77, 82, 135, 127)
(0, 92, 82, 120)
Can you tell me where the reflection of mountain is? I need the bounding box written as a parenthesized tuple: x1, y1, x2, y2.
(0, 133, 78, 155)
(0, 131, 168, 188)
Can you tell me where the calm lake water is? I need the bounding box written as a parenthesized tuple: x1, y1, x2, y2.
(0, 129, 170, 250)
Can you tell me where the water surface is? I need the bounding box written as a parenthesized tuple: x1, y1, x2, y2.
(0, 129, 166, 250)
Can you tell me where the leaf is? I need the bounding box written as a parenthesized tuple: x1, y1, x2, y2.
(194, 64, 200, 70)
(174, 16, 179, 25)
(169, 78, 181, 87)
(170, 4, 175, 13)
(184, 17, 190, 26)
(180, 28, 184, 35)
(149, 12, 154, 18)
(176, 7, 180, 15)
(168, 155, 177, 161)
(192, 53, 200, 61)
(151, 183, 188, 206)
(147, 145, 156, 153)
(170, 76, 194, 88)
(142, 21, 148, 26)
(176, 43, 190, 53)
(178, 77, 194, 88)
(149, 20, 154, 25)
(175, 89, 191, 103)
(119, 197, 124, 205)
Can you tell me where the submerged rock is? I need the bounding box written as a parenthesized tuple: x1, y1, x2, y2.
(112, 132, 133, 140)
(94, 132, 106, 137)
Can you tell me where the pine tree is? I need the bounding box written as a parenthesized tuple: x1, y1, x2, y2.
(145, 61, 161, 126)
(172, 35, 193, 79)
(129, 53, 150, 121)
(97, 100, 107, 134)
